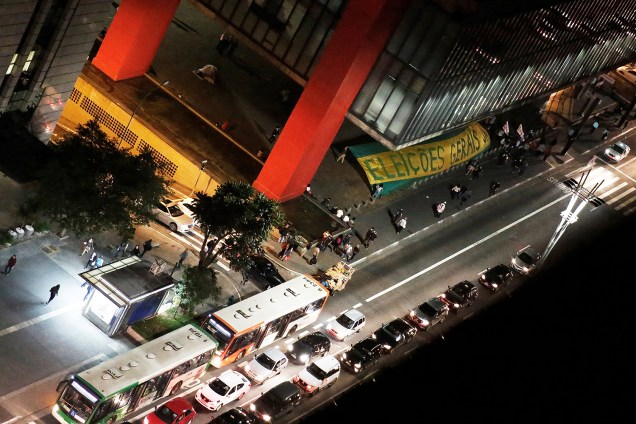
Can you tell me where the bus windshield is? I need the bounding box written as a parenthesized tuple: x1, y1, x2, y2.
(58, 380, 99, 422)
(204, 316, 233, 349)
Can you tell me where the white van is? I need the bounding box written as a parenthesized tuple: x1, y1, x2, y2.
(292, 355, 340, 396)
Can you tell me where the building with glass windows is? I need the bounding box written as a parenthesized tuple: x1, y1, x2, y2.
(3, 0, 636, 200)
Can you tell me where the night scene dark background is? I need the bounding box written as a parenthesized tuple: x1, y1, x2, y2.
(299, 216, 635, 423)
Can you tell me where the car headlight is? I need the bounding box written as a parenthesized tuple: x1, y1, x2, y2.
(250, 404, 256, 411)
(144, 418, 149, 424)
(288, 345, 294, 352)
(342, 353, 347, 359)
(263, 414, 271, 422)
(383, 344, 391, 350)
(354, 362, 361, 368)
(409, 310, 415, 317)
(244, 364, 251, 372)
(480, 274, 486, 280)
(453, 303, 460, 309)
(492, 283, 498, 289)
(299, 354, 309, 363)
(422, 319, 430, 326)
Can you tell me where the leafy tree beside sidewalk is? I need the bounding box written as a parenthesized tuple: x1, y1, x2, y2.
(172, 181, 284, 316)
(22, 119, 170, 237)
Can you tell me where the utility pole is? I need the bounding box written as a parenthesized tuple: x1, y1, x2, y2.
(538, 168, 604, 270)
(117, 80, 169, 148)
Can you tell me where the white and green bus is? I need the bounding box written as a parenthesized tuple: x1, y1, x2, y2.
(53, 324, 218, 424)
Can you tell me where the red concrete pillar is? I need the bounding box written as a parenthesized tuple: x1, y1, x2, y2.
(92, 0, 180, 81)
(253, 0, 410, 202)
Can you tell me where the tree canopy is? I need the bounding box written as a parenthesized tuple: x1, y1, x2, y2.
(24, 119, 170, 237)
(190, 181, 285, 272)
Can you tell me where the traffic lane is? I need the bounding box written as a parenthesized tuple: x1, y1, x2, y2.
(129, 155, 623, 422)
(152, 186, 582, 422)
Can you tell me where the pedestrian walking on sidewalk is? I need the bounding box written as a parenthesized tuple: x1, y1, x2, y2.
(336, 146, 349, 163)
(44, 284, 60, 305)
(216, 31, 232, 54)
(371, 183, 384, 199)
(85, 251, 97, 269)
(80, 238, 94, 256)
(396, 217, 407, 234)
(309, 246, 320, 265)
(140, 239, 153, 257)
(131, 245, 141, 257)
(433, 202, 446, 219)
(277, 223, 290, 243)
(115, 241, 128, 258)
(450, 183, 461, 200)
(601, 128, 609, 141)
(268, 125, 281, 144)
(81, 281, 93, 301)
(4, 255, 17, 274)
(458, 186, 472, 207)
(363, 227, 378, 248)
(94, 256, 104, 269)
(349, 245, 360, 261)
(489, 181, 501, 197)
(177, 249, 189, 268)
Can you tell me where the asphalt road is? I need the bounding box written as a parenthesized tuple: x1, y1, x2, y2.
(116, 135, 636, 424)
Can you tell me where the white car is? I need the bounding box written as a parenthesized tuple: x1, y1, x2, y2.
(152, 199, 195, 233)
(292, 354, 340, 396)
(194, 370, 251, 411)
(243, 347, 289, 384)
(511, 245, 542, 275)
(326, 309, 366, 341)
(603, 141, 631, 163)
(177, 197, 200, 227)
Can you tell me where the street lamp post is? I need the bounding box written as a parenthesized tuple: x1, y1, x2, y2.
(538, 168, 603, 269)
(190, 160, 208, 197)
(117, 80, 169, 148)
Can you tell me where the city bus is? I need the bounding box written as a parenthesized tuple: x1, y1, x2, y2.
(52, 324, 217, 424)
(202, 274, 330, 368)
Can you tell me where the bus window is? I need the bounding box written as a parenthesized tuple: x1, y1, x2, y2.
(306, 299, 324, 314)
(226, 328, 258, 357)
(92, 399, 114, 422)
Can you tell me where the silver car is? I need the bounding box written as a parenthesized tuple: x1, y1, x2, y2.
(152, 199, 195, 233)
(603, 141, 631, 163)
(511, 245, 541, 275)
(243, 347, 289, 384)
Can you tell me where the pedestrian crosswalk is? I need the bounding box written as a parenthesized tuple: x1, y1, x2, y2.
(163, 226, 232, 271)
(563, 160, 636, 216)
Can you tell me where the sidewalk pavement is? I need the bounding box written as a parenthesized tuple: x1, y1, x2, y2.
(1, 0, 633, 338)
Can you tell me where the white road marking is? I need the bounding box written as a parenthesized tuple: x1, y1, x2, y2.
(0, 303, 82, 338)
(364, 192, 569, 303)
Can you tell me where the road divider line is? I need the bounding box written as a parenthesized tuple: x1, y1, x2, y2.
(0, 303, 82, 338)
(364, 192, 570, 303)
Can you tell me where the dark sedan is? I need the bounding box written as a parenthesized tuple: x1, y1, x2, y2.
(247, 255, 285, 290)
(340, 336, 384, 373)
(479, 264, 513, 292)
(441, 280, 479, 312)
(372, 318, 417, 354)
(287, 331, 331, 365)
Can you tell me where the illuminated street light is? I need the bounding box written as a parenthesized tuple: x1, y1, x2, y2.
(538, 168, 603, 269)
(117, 80, 169, 148)
(190, 159, 208, 197)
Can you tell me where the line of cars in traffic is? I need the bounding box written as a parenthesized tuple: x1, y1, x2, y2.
(142, 245, 542, 423)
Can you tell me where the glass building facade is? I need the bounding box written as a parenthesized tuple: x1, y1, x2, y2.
(195, 0, 346, 83)
(350, 0, 636, 148)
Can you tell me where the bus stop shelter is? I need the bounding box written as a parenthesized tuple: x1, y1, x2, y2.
(79, 256, 176, 336)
